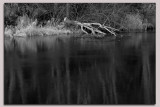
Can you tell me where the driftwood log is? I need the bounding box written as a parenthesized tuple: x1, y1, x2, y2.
(63, 17, 119, 36)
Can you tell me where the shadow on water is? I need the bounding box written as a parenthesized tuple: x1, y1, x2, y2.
(4, 33, 155, 104)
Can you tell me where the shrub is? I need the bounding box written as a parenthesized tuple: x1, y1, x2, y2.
(123, 14, 143, 31)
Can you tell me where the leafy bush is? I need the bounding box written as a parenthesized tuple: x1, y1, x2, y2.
(124, 14, 143, 31)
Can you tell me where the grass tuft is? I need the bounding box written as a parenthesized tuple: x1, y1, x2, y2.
(4, 15, 72, 37)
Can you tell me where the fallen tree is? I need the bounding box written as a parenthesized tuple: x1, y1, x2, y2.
(64, 17, 120, 36)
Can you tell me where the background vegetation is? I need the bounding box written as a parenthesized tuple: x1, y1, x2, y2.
(4, 3, 156, 37)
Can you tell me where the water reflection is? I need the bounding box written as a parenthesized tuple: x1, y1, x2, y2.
(4, 33, 155, 104)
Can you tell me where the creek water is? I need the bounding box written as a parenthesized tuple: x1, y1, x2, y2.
(4, 33, 155, 104)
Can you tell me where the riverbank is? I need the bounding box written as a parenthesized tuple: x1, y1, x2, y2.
(4, 3, 155, 37)
(4, 25, 72, 38)
(4, 15, 155, 38)
(4, 15, 73, 37)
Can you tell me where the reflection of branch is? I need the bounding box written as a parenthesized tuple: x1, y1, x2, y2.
(65, 40, 70, 104)
(77, 67, 82, 104)
(106, 47, 118, 104)
(110, 55, 118, 104)
(66, 59, 70, 104)
(56, 66, 61, 104)
(142, 49, 152, 104)
(98, 68, 108, 104)
(17, 69, 26, 104)
(8, 69, 15, 104)
(110, 47, 118, 104)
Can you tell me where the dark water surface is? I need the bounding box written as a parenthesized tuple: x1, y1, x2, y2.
(4, 33, 155, 104)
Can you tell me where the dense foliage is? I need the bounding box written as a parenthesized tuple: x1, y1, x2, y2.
(4, 3, 155, 33)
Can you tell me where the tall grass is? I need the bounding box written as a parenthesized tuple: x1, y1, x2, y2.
(4, 15, 72, 37)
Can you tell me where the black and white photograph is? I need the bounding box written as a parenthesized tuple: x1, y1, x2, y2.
(4, 3, 155, 104)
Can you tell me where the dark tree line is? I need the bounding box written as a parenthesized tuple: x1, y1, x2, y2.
(4, 3, 155, 30)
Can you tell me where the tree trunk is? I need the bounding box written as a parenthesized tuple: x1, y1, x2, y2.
(54, 3, 58, 17)
(66, 3, 70, 18)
